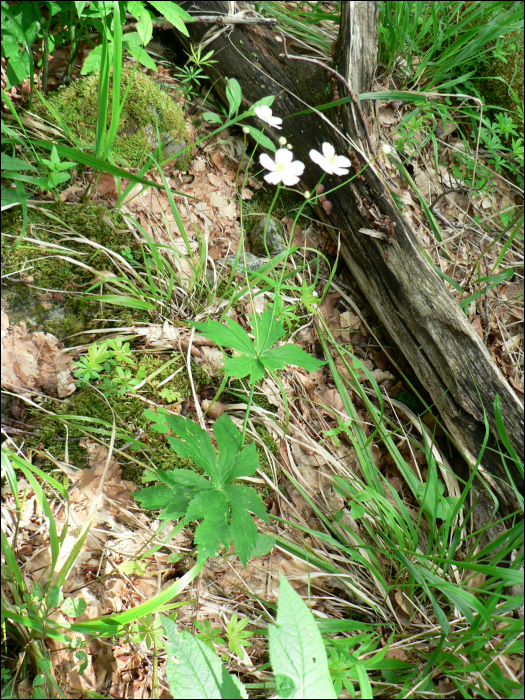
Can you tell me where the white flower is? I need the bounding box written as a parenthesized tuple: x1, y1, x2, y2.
(381, 143, 392, 155)
(309, 142, 351, 176)
(254, 105, 282, 129)
(259, 148, 304, 186)
(278, 136, 287, 146)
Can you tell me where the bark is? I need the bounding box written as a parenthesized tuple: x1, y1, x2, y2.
(175, 1, 523, 510)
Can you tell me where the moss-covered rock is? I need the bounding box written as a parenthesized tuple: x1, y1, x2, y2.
(33, 64, 192, 170)
(476, 34, 524, 113)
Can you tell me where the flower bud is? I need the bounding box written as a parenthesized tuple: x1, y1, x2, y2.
(278, 136, 287, 146)
(303, 191, 311, 199)
(242, 126, 250, 134)
(381, 143, 392, 156)
(287, 143, 293, 150)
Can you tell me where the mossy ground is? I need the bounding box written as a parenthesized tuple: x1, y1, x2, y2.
(32, 64, 192, 170)
(1, 201, 150, 341)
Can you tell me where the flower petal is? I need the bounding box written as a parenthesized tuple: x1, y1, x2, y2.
(322, 142, 335, 159)
(269, 116, 282, 129)
(255, 105, 271, 120)
(334, 155, 351, 168)
(309, 149, 325, 166)
(264, 170, 283, 185)
(275, 148, 293, 166)
(333, 165, 349, 176)
(259, 153, 277, 171)
(287, 160, 305, 177)
(281, 173, 301, 186)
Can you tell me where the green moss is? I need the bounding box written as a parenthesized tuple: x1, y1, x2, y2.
(476, 34, 524, 113)
(1, 202, 153, 340)
(32, 64, 192, 170)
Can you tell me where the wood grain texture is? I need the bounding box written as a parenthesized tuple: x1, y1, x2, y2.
(176, 0, 523, 508)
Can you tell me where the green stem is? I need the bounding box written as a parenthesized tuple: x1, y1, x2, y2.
(241, 380, 256, 448)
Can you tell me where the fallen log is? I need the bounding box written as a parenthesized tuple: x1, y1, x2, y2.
(175, 0, 523, 511)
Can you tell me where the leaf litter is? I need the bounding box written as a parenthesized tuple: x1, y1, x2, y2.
(2, 33, 523, 699)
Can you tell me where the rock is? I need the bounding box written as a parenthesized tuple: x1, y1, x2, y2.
(223, 253, 265, 272)
(249, 217, 284, 257)
(33, 64, 192, 170)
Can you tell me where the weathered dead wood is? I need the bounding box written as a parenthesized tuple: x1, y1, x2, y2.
(176, 0, 523, 509)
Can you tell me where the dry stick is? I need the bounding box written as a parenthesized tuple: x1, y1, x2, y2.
(279, 32, 377, 159)
(123, 14, 278, 31)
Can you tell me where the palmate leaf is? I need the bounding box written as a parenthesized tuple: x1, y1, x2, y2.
(135, 412, 268, 567)
(190, 307, 325, 384)
(224, 355, 265, 382)
(252, 309, 286, 354)
(261, 343, 325, 373)
(189, 318, 254, 356)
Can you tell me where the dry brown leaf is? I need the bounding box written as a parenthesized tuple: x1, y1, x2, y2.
(471, 316, 485, 342)
(378, 107, 397, 125)
(1, 312, 76, 398)
(198, 346, 225, 376)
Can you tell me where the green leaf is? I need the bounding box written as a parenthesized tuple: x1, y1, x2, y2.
(122, 32, 157, 71)
(147, 1, 192, 37)
(241, 125, 276, 152)
(226, 77, 243, 118)
(226, 484, 269, 567)
(137, 413, 267, 567)
(224, 355, 265, 382)
(262, 344, 326, 373)
(221, 443, 259, 484)
(214, 413, 242, 478)
(269, 576, 336, 699)
(60, 598, 86, 617)
(1, 154, 37, 171)
(189, 319, 255, 356)
(253, 309, 286, 354)
(203, 112, 223, 124)
(162, 617, 246, 698)
(165, 414, 217, 479)
(83, 294, 154, 310)
(144, 407, 170, 433)
(249, 532, 275, 558)
(186, 490, 231, 564)
(127, 1, 153, 45)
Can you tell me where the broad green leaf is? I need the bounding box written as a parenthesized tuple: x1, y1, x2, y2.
(127, 1, 153, 45)
(190, 319, 254, 356)
(162, 617, 246, 699)
(224, 355, 265, 382)
(251, 95, 275, 111)
(144, 407, 170, 433)
(122, 32, 157, 71)
(253, 309, 286, 354)
(262, 344, 326, 373)
(222, 443, 259, 484)
(249, 533, 275, 558)
(1, 154, 36, 171)
(165, 414, 217, 479)
(186, 490, 231, 564)
(215, 413, 242, 481)
(226, 77, 243, 118)
(148, 1, 192, 37)
(241, 125, 276, 152)
(203, 112, 223, 124)
(269, 576, 337, 699)
(229, 497, 259, 568)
